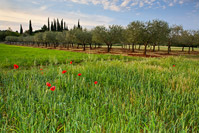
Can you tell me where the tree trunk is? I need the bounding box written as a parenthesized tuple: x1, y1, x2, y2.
(192, 47, 194, 51)
(107, 45, 110, 52)
(188, 46, 190, 54)
(129, 45, 130, 50)
(90, 44, 92, 49)
(182, 47, 184, 52)
(153, 45, 155, 52)
(45, 42, 47, 48)
(67, 44, 69, 50)
(77, 44, 79, 49)
(158, 46, 160, 51)
(138, 45, 141, 50)
(132, 43, 134, 52)
(144, 43, 147, 56)
(168, 45, 171, 54)
(135, 45, 136, 49)
(83, 44, 86, 51)
(168, 42, 171, 54)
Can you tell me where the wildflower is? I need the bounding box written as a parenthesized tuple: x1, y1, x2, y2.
(173, 65, 175, 67)
(50, 86, 55, 91)
(46, 82, 51, 87)
(78, 73, 82, 76)
(41, 72, 43, 74)
(62, 70, 67, 74)
(94, 81, 98, 84)
(70, 61, 72, 64)
(14, 64, 19, 69)
(40, 68, 43, 70)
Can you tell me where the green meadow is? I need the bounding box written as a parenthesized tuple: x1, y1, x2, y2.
(0, 44, 199, 132)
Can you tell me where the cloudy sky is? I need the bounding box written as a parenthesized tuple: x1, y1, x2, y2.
(0, 0, 198, 32)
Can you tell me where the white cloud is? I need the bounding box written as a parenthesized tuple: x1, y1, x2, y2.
(39, 6, 48, 11)
(0, 8, 113, 31)
(136, 12, 140, 16)
(59, 0, 199, 12)
(162, 5, 166, 9)
(196, 2, 199, 8)
(139, 1, 144, 7)
(32, 1, 40, 5)
(169, 3, 173, 6)
(121, 0, 131, 7)
(131, 1, 138, 6)
(179, 1, 183, 4)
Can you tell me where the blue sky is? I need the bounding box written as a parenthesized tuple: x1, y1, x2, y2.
(0, 0, 198, 31)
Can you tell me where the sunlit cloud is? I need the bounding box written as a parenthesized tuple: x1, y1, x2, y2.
(0, 8, 113, 31)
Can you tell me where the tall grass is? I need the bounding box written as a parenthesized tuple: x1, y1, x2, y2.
(0, 44, 199, 132)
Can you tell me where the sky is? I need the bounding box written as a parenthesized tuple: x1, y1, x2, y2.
(0, 0, 199, 32)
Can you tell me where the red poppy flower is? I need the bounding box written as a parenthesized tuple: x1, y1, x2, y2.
(50, 86, 55, 91)
(62, 70, 67, 74)
(41, 72, 43, 74)
(14, 64, 19, 69)
(40, 68, 43, 70)
(173, 65, 175, 67)
(78, 73, 82, 76)
(94, 81, 98, 84)
(70, 61, 72, 64)
(46, 82, 51, 87)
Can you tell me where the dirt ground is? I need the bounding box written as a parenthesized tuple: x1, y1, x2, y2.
(18, 44, 199, 58)
(54, 46, 199, 58)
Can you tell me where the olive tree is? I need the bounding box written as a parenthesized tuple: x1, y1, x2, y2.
(43, 31, 56, 48)
(149, 20, 170, 51)
(75, 29, 92, 51)
(193, 30, 199, 49)
(34, 32, 43, 47)
(168, 25, 183, 53)
(92, 25, 123, 52)
(126, 21, 145, 52)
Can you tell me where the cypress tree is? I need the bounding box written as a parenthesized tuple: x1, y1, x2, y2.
(61, 19, 63, 31)
(29, 20, 33, 35)
(54, 19, 57, 31)
(57, 18, 60, 31)
(64, 22, 66, 30)
(48, 17, 50, 31)
(20, 24, 23, 34)
(51, 21, 54, 31)
(77, 19, 81, 29)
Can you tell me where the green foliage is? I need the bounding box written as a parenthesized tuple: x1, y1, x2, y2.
(75, 29, 92, 44)
(41, 25, 48, 32)
(43, 31, 56, 43)
(34, 32, 44, 43)
(92, 25, 123, 52)
(126, 21, 145, 44)
(0, 30, 20, 41)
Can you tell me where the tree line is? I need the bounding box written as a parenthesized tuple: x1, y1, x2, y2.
(5, 19, 199, 55)
(19, 18, 70, 35)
